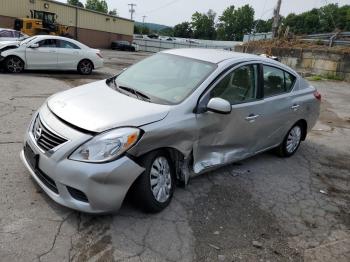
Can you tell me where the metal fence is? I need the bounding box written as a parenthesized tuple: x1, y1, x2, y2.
(133, 38, 241, 52)
(243, 32, 273, 43)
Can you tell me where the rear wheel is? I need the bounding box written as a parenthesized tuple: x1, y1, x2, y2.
(276, 124, 303, 157)
(77, 59, 93, 75)
(5, 56, 24, 73)
(133, 150, 175, 213)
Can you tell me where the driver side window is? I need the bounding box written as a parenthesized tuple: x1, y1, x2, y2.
(210, 64, 258, 104)
(38, 39, 57, 48)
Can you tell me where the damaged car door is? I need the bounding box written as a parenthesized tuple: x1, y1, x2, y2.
(194, 63, 265, 173)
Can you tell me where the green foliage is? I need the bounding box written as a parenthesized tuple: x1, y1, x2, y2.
(134, 25, 150, 35)
(254, 19, 273, 33)
(85, 0, 108, 14)
(216, 5, 255, 41)
(142, 3, 350, 41)
(283, 4, 350, 34)
(323, 73, 344, 81)
(67, 0, 84, 8)
(108, 9, 118, 16)
(159, 27, 174, 37)
(308, 75, 323, 81)
(308, 74, 344, 81)
(173, 22, 193, 38)
(191, 10, 216, 40)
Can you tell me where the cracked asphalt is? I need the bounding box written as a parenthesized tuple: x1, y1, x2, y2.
(0, 50, 349, 262)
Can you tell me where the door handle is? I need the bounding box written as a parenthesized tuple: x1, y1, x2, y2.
(49, 50, 56, 53)
(291, 104, 300, 111)
(245, 114, 260, 122)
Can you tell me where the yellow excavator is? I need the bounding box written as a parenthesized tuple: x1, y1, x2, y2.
(14, 10, 71, 37)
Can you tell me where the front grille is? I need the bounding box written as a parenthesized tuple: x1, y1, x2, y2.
(36, 168, 59, 194)
(67, 186, 89, 203)
(32, 115, 67, 152)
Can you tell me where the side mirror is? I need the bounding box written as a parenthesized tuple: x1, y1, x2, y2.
(207, 97, 231, 114)
(29, 43, 39, 48)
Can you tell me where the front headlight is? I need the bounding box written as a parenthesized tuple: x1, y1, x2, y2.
(69, 128, 141, 163)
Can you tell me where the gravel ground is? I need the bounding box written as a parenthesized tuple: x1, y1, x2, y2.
(0, 50, 349, 262)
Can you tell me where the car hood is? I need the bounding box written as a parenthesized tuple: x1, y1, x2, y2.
(0, 40, 19, 50)
(47, 80, 171, 133)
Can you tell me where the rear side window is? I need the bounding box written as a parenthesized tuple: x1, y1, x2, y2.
(0, 30, 13, 37)
(285, 71, 296, 91)
(57, 40, 80, 49)
(263, 65, 296, 97)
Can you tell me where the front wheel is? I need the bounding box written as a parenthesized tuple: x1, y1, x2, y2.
(77, 59, 93, 75)
(276, 124, 303, 157)
(133, 150, 175, 213)
(5, 56, 24, 73)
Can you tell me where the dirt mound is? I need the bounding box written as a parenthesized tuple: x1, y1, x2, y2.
(242, 39, 350, 54)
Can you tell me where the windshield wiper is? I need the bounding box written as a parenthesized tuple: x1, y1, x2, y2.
(110, 77, 151, 102)
(119, 86, 151, 102)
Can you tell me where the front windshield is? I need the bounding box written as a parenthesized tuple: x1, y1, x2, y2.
(115, 53, 216, 104)
(20, 36, 37, 45)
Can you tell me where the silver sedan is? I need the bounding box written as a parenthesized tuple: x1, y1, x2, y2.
(20, 49, 321, 213)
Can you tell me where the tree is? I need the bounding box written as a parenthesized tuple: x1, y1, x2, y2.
(217, 5, 254, 41)
(108, 9, 118, 16)
(283, 4, 350, 34)
(253, 19, 273, 33)
(67, 0, 84, 8)
(191, 10, 216, 40)
(173, 22, 193, 38)
(159, 27, 174, 36)
(85, 0, 108, 14)
(134, 25, 150, 35)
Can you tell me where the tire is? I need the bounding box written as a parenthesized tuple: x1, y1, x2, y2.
(276, 123, 303, 157)
(5, 56, 24, 73)
(77, 59, 93, 75)
(133, 150, 175, 213)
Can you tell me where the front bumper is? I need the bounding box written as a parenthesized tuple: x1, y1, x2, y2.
(20, 106, 144, 214)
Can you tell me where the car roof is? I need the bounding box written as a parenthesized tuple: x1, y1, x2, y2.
(162, 48, 259, 64)
(27, 35, 89, 48)
(0, 28, 17, 32)
(162, 48, 299, 76)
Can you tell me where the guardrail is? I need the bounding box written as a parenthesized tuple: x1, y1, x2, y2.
(301, 32, 350, 47)
(133, 38, 241, 52)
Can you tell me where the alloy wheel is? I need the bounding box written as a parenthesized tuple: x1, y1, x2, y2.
(6, 57, 24, 73)
(286, 126, 302, 154)
(79, 60, 92, 74)
(150, 156, 172, 203)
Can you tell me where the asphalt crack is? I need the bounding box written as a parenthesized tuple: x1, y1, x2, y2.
(37, 212, 74, 262)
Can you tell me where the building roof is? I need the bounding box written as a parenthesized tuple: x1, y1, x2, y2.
(162, 48, 260, 64)
(45, 0, 133, 22)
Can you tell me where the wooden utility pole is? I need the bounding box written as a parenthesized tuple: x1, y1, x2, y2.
(272, 0, 282, 38)
(142, 16, 147, 34)
(128, 3, 136, 20)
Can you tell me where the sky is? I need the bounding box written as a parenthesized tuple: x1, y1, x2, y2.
(57, 0, 350, 26)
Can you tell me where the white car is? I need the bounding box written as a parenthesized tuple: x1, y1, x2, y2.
(0, 35, 103, 75)
(0, 28, 28, 42)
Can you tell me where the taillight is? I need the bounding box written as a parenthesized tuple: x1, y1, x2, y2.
(96, 53, 103, 58)
(313, 90, 321, 101)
